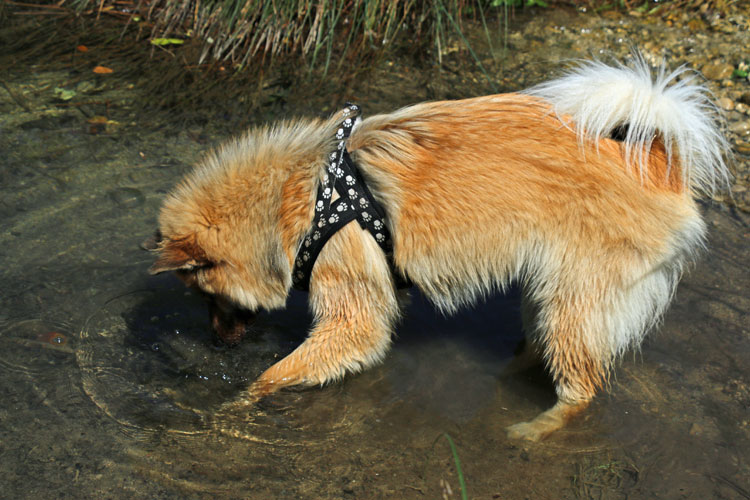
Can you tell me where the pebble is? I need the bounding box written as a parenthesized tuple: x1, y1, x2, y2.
(109, 187, 145, 208)
(701, 62, 734, 80)
(729, 121, 750, 136)
(717, 97, 734, 111)
(76, 81, 95, 93)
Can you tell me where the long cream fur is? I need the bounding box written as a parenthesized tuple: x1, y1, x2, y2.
(149, 56, 730, 441)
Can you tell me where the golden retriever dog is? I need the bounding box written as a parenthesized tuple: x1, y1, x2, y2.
(144, 55, 729, 441)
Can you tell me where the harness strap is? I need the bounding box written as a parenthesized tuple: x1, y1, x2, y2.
(292, 104, 406, 292)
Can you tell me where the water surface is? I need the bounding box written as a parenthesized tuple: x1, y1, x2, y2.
(1, 6, 749, 499)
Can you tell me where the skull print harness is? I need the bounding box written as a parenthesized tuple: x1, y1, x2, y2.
(292, 104, 406, 292)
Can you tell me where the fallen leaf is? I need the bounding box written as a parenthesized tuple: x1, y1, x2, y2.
(87, 117, 119, 135)
(77, 45, 89, 52)
(93, 65, 114, 74)
(53, 87, 76, 101)
(150, 38, 185, 46)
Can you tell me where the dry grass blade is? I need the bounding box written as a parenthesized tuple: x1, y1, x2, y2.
(53, 0, 492, 74)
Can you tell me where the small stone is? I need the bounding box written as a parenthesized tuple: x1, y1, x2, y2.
(109, 187, 145, 208)
(76, 81, 95, 93)
(702, 62, 734, 81)
(687, 18, 706, 31)
(730, 121, 750, 136)
(735, 103, 749, 115)
(717, 97, 734, 111)
(736, 141, 750, 155)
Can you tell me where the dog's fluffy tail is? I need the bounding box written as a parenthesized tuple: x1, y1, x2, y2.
(525, 54, 731, 195)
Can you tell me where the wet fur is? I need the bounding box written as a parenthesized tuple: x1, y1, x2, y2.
(148, 58, 729, 441)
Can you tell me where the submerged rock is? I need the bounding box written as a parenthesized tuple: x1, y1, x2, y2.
(109, 187, 145, 208)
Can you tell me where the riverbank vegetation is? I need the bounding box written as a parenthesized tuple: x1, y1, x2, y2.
(2, 0, 737, 76)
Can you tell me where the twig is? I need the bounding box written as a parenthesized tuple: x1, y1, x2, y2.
(708, 475, 750, 500)
(0, 80, 32, 112)
(4, 0, 66, 9)
(404, 485, 425, 495)
(11, 11, 68, 16)
(54, 100, 110, 108)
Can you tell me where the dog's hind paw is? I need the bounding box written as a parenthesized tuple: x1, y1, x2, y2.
(506, 399, 590, 441)
(506, 420, 551, 442)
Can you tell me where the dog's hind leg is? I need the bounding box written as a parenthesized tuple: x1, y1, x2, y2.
(501, 290, 546, 377)
(506, 248, 684, 441)
(507, 286, 608, 441)
(250, 224, 401, 397)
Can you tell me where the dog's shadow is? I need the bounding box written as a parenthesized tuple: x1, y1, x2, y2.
(118, 275, 310, 411)
(379, 285, 552, 421)
(120, 276, 550, 421)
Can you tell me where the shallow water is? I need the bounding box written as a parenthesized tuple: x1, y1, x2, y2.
(1, 6, 749, 500)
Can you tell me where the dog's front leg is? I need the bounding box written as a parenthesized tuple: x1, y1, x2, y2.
(252, 225, 400, 397)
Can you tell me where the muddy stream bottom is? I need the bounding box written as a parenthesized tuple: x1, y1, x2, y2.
(1, 6, 749, 500)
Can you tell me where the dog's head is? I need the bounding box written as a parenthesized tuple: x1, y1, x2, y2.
(143, 118, 338, 344)
(142, 217, 290, 345)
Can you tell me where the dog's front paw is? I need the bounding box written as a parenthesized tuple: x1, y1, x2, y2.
(248, 376, 294, 399)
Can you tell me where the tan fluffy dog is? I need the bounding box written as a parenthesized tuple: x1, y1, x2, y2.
(146, 57, 729, 441)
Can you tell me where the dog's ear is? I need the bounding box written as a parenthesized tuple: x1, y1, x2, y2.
(140, 230, 163, 251)
(148, 236, 211, 275)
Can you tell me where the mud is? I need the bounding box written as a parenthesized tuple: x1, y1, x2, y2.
(0, 5, 748, 499)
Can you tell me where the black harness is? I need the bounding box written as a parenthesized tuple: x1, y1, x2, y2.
(292, 104, 406, 292)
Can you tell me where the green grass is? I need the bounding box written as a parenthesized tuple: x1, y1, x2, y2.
(14, 1, 730, 77)
(62, 0, 539, 76)
(442, 433, 469, 500)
